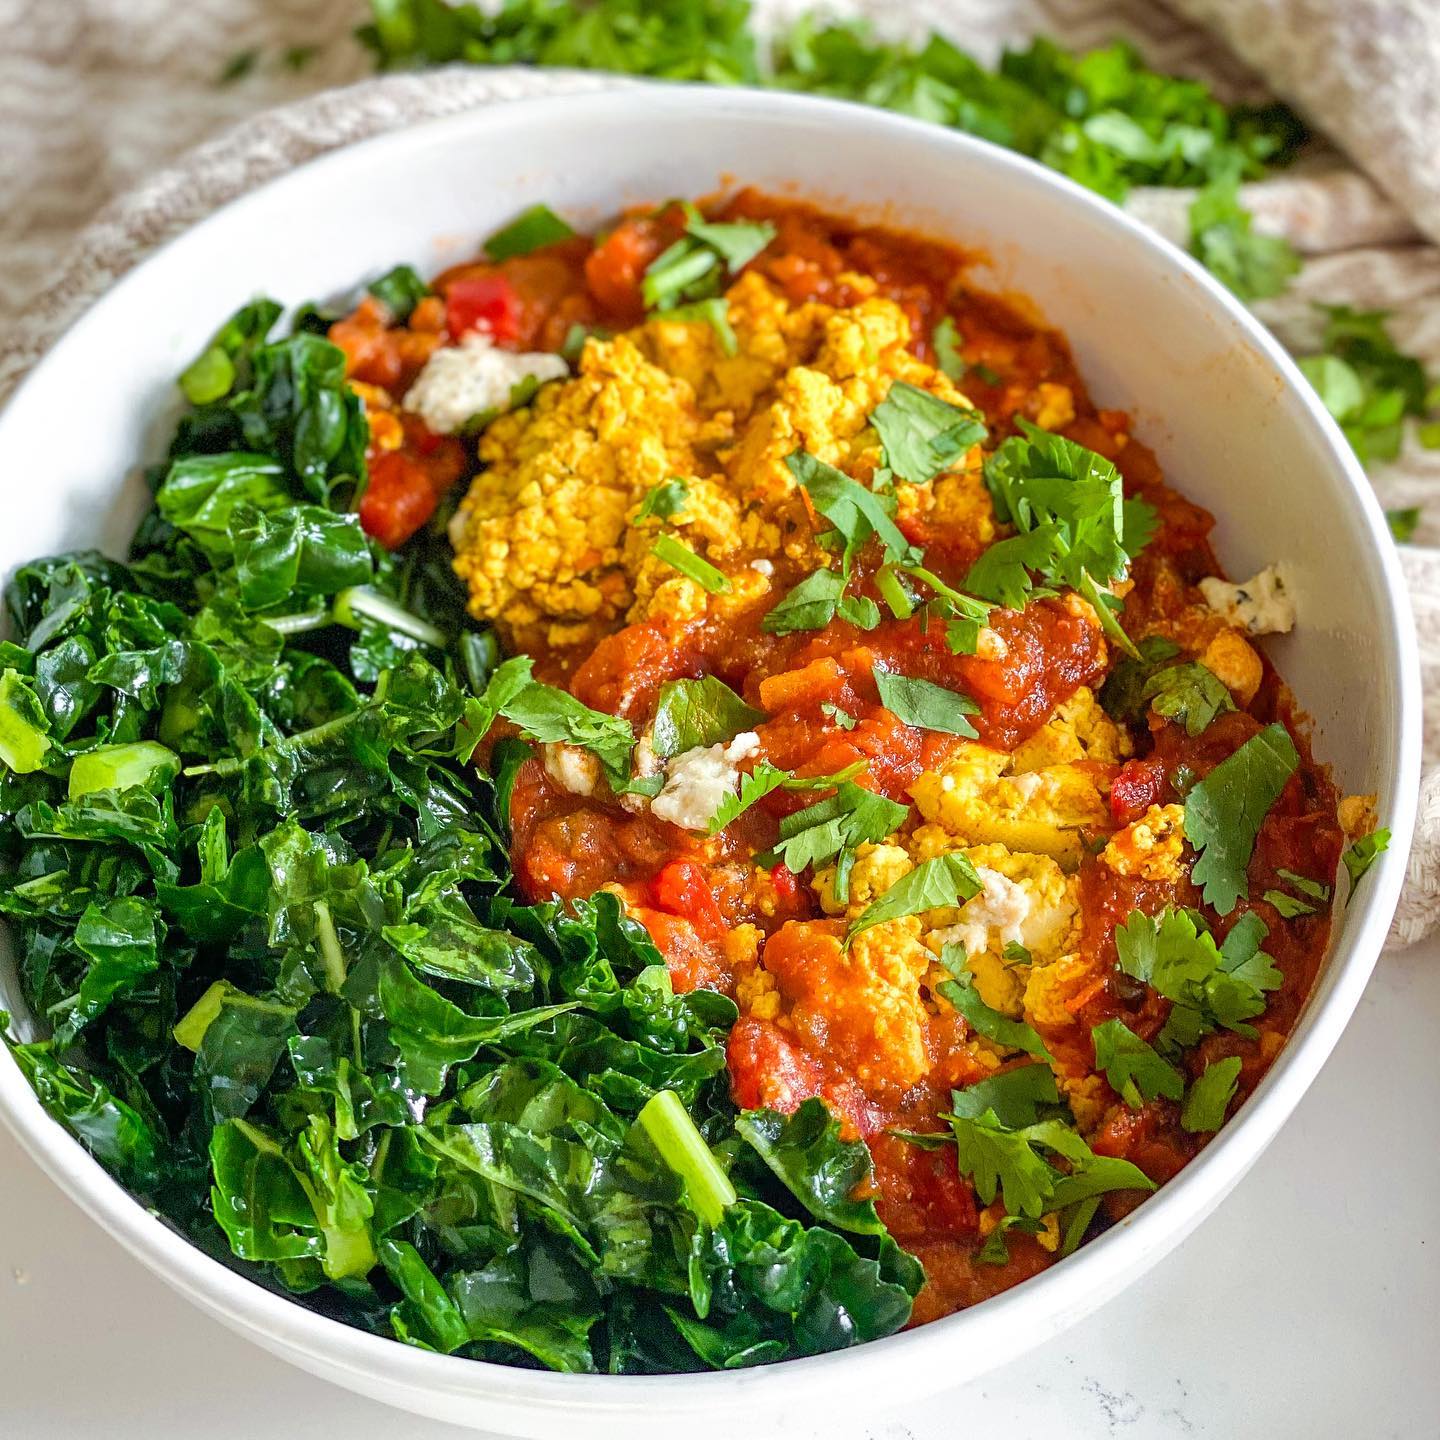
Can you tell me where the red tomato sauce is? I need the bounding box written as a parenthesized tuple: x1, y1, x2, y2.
(333, 194, 1345, 1324)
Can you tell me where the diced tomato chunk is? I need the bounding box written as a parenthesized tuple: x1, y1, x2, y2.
(358, 451, 437, 550)
(649, 859, 727, 941)
(445, 274, 522, 346)
(1110, 756, 1167, 825)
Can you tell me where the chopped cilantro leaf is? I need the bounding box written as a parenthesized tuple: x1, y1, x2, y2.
(847, 853, 982, 945)
(1183, 723, 1299, 913)
(1387, 507, 1421, 543)
(757, 782, 908, 898)
(873, 670, 980, 738)
(1002, 941, 1032, 966)
(948, 1065, 1059, 1128)
(1188, 174, 1300, 302)
(1115, 907, 1280, 1051)
(484, 203, 575, 261)
(641, 206, 775, 311)
(684, 210, 776, 271)
(964, 527, 1063, 611)
(760, 566, 846, 634)
(786, 449, 916, 564)
(821, 702, 857, 730)
(1180, 1056, 1243, 1133)
(870, 381, 987, 485)
(652, 534, 731, 594)
(875, 564, 916, 619)
(707, 760, 864, 835)
(635, 479, 689, 522)
(1091, 1017, 1183, 1108)
(1342, 827, 1391, 891)
(1142, 661, 1235, 737)
(938, 948, 1053, 1061)
(1263, 889, 1316, 919)
(1276, 867, 1331, 902)
(366, 264, 431, 323)
(837, 593, 881, 629)
(932, 317, 966, 381)
(650, 676, 764, 760)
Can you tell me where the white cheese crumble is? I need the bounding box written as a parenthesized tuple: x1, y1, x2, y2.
(541, 742, 600, 797)
(749, 559, 775, 577)
(975, 626, 1009, 662)
(1199, 565, 1295, 636)
(651, 731, 760, 832)
(940, 866, 1033, 957)
(402, 334, 567, 436)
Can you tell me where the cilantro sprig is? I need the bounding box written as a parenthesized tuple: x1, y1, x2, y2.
(937, 947, 1053, 1061)
(650, 675, 764, 760)
(873, 670, 980, 738)
(758, 783, 908, 900)
(870, 381, 986, 485)
(1183, 724, 1299, 913)
(847, 852, 982, 945)
(1091, 1017, 1183, 1108)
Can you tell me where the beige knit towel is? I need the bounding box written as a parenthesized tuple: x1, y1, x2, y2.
(1, 0, 1436, 941)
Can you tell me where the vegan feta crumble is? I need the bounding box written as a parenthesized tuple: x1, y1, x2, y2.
(403, 333, 568, 436)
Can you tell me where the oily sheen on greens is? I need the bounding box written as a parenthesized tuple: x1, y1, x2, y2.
(0, 297, 922, 1375)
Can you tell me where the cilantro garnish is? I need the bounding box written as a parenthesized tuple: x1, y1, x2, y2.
(937, 947, 1053, 1061)
(1276, 868, 1331, 902)
(837, 593, 881, 630)
(650, 675, 764, 760)
(652, 296, 739, 355)
(1141, 661, 1235, 738)
(1188, 173, 1299, 302)
(1115, 907, 1281, 1051)
(873, 670, 980, 738)
(931, 317, 966, 381)
(1183, 723, 1299, 913)
(706, 760, 864, 835)
(901, 564, 991, 654)
(757, 783, 908, 900)
(652, 534, 731, 594)
(847, 852, 981, 945)
(484, 203, 576, 261)
(821, 702, 857, 730)
(641, 203, 775, 312)
(1098, 634, 1181, 722)
(948, 1064, 1059, 1127)
(969, 421, 1153, 656)
(635, 479, 689, 523)
(1180, 1056, 1243, 1133)
(760, 567, 847, 635)
(1091, 1017, 1183, 1108)
(1342, 828, 1391, 892)
(1263, 889, 1316, 919)
(1002, 941, 1032, 966)
(468, 655, 635, 786)
(870, 381, 987, 485)
(786, 450, 915, 565)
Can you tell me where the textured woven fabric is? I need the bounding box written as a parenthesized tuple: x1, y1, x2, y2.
(1, 0, 1435, 942)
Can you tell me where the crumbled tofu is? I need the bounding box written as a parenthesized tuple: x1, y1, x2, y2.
(1199, 565, 1295, 636)
(945, 866, 1032, 957)
(651, 731, 760, 832)
(541, 742, 601, 797)
(1338, 792, 1378, 837)
(813, 843, 913, 915)
(1200, 628, 1263, 706)
(403, 334, 568, 436)
(1101, 803, 1187, 881)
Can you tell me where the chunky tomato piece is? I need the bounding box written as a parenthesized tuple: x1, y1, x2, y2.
(1111, 756, 1167, 825)
(648, 860, 727, 941)
(445, 274, 522, 346)
(583, 208, 684, 322)
(358, 451, 437, 550)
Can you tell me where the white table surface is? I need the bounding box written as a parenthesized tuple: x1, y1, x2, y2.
(3, 935, 1437, 1440)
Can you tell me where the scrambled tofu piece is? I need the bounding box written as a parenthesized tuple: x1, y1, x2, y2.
(1199, 627, 1263, 706)
(910, 740, 1110, 870)
(1009, 687, 1131, 770)
(450, 273, 980, 652)
(1101, 803, 1187, 881)
(812, 842, 913, 915)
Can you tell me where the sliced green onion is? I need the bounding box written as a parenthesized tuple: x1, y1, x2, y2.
(638, 1089, 736, 1227)
(484, 204, 575, 262)
(332, 586, 449, 649)
(875, 564, 914, 619)
(652, 535, 731, 594)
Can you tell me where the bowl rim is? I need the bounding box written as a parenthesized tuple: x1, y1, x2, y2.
(0, 82, 1421, 1412)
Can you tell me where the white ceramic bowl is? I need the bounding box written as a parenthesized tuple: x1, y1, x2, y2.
(0, 86, 1419, 1436)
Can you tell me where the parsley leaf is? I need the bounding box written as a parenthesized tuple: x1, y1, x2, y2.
(1091, 1017, 1183, 1107)
(1263, 889, 1316, 918)
(635, 479, 689, 522)
(948, 1064, 1059, 1128)
(1180, 1056, 1243, 1133)
(870, 381, 987, 485)
(706, 760, 864, 835)
(1115, 907, 1280, 1051)
(786, 450, 916, 564)
(467, 655, 635, 785)
(650, 676, 764, 761)
(652, 534, 731, 594)
(847, 852, 982, 944)
(1342, 828, 1390, 891)
(873, 670, 980, 738)
(1142, 661, 1235, 737)
(484, 203, 576, 261)
(1183, 723, 1299, 913)
(757, 782, 908, 896)
(760, 567, 847, 635)
(938, 948, 1053, 1061)
(932, 317, 966, 381)
(1188, 173, 1299, 302)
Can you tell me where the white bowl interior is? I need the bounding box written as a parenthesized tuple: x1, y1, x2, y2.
(0, 88, 1419, 1437)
